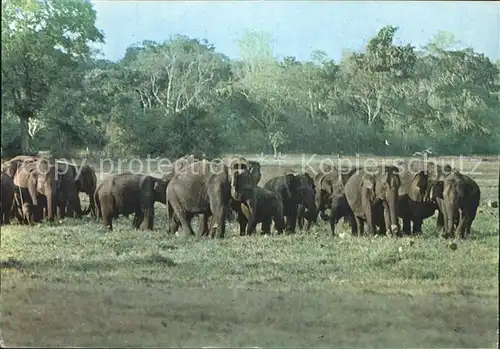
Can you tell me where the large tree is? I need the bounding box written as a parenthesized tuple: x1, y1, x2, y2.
(1, 0, 104, 153)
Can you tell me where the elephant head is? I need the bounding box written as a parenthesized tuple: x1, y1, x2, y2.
(299, 172, 317, 222)
(408, 169, 429, 202)
(248, 161, 262, 185)
(285, 172, 317, 222)
(153, 178, 167, 204)
(315, 173, 335, 219)
(27, 160, 59, 221)
(230, 168, 255, 202)
(362, 166, 401, 235)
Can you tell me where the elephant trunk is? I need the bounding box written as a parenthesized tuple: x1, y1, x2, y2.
(47, 191, 56, 221)
(388, 187, 400, 235)
(445, 199, 457, 237)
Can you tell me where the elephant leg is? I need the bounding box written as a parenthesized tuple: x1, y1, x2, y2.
(133, 211, 144, 229)
(102, 208, 113, 231)
(349, 214, 358, 235)
(33, 204, 43, 223)
(245, 205, 258, 236)
(436, 210, 445, 236)
(238, 211, 248, 236)
(354, 217, 364, 236)
(169, 193, 195, 238)
(199, 214, 209, 237)
(456, 211, 468, 239)
(57, 203, 66, 219)
(171, 217, 181, 234)
(285, 207, 298, 234)
(166, 203, 176, 234)
(305, 215, 313, 230)
(261, 219, 271, 235)
(402, 218, 411, 235)
(465, 209, 477, 239)
(297, 204, 304, 230)
(412, 218, 423, 235)
(329, 214, 337, 236)
(297, 216, 304, 230)
(210, 204, 227, 239)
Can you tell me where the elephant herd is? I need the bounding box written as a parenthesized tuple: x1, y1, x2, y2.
(0, 154, 481, 240)
(1, 155, 97, 225)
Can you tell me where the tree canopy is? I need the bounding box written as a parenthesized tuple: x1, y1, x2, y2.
(2, 2, 499, 158)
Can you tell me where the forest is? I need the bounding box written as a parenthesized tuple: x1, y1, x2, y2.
(2, 0, 499, 159)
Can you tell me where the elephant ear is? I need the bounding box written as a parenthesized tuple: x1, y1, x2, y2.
(321, 176, 334, 194)
(284, 173, 298, 197)
(248, 161, 261, 185)
(429, 181, 444, 200)
(443, 164, 453, 175)
(303, 172, 315, 192)
(413, 170, 428, 189)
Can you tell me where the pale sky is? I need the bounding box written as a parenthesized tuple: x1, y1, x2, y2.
(90, 1, 499, 62)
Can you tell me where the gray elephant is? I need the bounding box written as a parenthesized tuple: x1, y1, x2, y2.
(396, 160, 447, 235)
(166, 160, 246, 238)
(57, 161, 98, 217)
(344, 166, 401, 236)
(94, 173, 167, 230)
(12, 158, 60, 223)
(53, 161, 82, 219)
(314, 167, 360, 217)
(429, 169, 480, 239)
(234, 186, 285, 236)
(1, 172, 15, 224)
(263, 171, 317, 233)
(329, 192, 357, 235)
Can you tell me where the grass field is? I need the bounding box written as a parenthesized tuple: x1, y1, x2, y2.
(1, 154, 499, 347)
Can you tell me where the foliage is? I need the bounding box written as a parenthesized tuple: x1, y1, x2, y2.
(2, 10, 499, 156)
(1, 0, 104, 154)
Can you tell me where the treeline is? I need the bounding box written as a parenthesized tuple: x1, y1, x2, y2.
(2, 1, 499, 159)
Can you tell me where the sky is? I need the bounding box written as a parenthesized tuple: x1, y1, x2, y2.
(90, 1, 499, 63)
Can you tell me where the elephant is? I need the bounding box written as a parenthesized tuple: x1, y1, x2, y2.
(263, 171, 317, 233)
(329, 192, 357, 235)
(233, 186, 285, 235)
(395, 160, 447, 235)
(12, 158, 60, 223)
(166, 160, 241, 238)
(57, 162, 98, 217)
(344, 166, 401, 237)
(94, 173, 166, 230)
(313, 167, 360, 223)
(52, 161, 82, 219)
(1, 172, 15, 224)
(429, 170, 480, 239)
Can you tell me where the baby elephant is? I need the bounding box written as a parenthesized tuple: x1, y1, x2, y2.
(95, 173, 166, 231)
(235, 186, 285, 236)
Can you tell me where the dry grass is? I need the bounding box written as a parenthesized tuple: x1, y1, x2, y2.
(1, 154, 498, 347)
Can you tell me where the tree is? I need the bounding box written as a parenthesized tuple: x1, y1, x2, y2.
(336, 26, 417, 129)
(1, 0, 104, 153)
